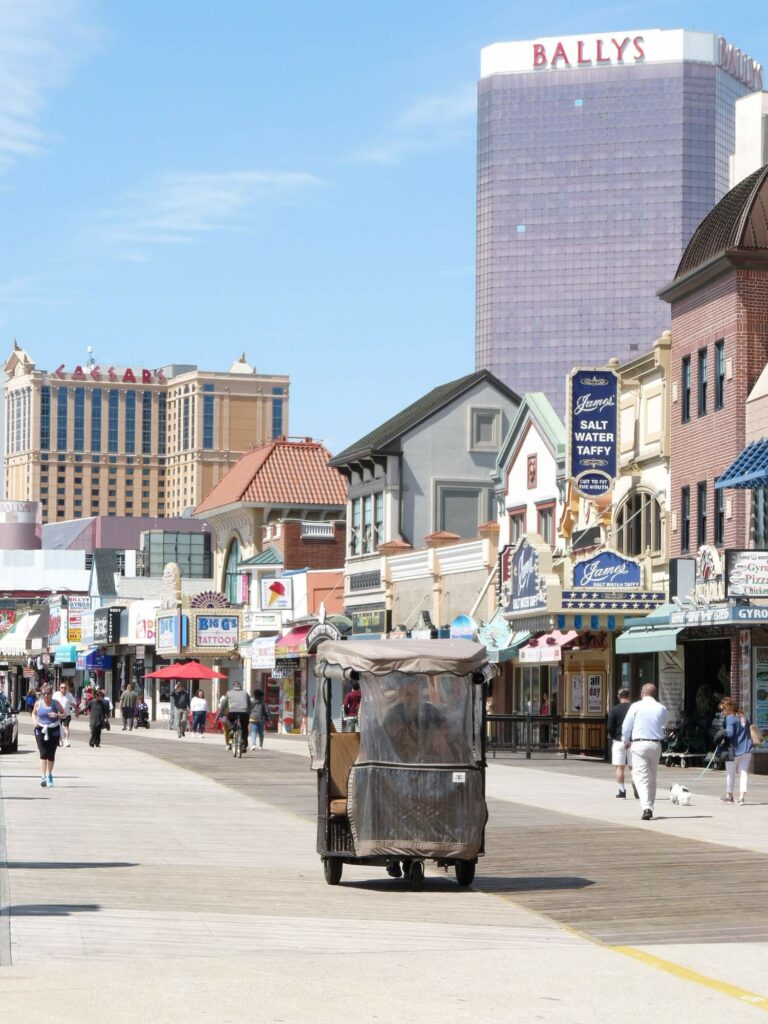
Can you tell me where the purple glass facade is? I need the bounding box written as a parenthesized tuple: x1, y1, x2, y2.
(476, 60, 753, 412)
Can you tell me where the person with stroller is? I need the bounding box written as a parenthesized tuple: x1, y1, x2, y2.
(607, 687, 637, 799)
(717, 698, 755, 804)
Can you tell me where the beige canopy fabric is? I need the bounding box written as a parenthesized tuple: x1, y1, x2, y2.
(316, 638, 488, 676)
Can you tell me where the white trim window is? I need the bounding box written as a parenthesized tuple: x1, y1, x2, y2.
(349, 493, 383, 555)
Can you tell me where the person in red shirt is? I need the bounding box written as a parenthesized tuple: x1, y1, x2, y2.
(342, 681, 361, 732)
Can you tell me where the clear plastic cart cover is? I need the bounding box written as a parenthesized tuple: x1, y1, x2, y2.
(316, 638, 488, 677)
(308, 679, 328, 771)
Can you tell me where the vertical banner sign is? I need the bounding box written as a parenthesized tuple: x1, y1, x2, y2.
(568, 367, 619, 498)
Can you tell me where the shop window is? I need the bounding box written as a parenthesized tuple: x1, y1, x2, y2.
(697, 481, 707, 547)
(681, 486, 691, 553)
(536, 501, 555, 545)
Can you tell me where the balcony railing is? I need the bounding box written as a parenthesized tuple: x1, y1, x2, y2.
(300, 522, 335, 539)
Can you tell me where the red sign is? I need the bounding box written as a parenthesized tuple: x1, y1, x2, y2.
(533, 36, 645, 68)
(52, 365, 167, 384)
(719, 37, 763, 90)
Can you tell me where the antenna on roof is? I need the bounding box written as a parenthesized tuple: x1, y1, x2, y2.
(86, 345, 95, 366)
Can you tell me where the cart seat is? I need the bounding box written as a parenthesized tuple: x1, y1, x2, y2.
(329, 731, 360, 817)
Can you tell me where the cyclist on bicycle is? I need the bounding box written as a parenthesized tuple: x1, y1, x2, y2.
(219, 683, 251, 751)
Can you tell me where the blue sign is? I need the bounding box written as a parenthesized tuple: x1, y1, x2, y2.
(573, 551, 641, 590)
(449, 615, 477, 641)
(508, 539, 546, 613)
(569, 368, 619, 497)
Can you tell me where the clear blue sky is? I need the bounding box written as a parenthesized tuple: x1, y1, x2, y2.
(1, 0, 765, 454)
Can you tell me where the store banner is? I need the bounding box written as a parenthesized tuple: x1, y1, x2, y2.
(725, 550, 768, 598)
(568, 367, 619, 497)
(753, 648, 768, 748)
(67, 596, 92, 643)
(502, 538, 546, 614)
(195, 614, 239, 649)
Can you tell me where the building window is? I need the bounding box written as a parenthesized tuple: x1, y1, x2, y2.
(715, 485, 725, 546)
(536, 501, 555, 545)
(681, 486, 691, 553)
(74, 387, 85, 452)
(509, 506, 525, 543)
(375, 492, 384, 548)
(272, 386, 284, 440)
(349, 494, 383, 555)
(125, 391, 136, 454)
(715, 340, 725, 410)
(697, 481, 707, 547)
(91, 390, 102, 452)
(470, 407, 501, 451)
(57, 386, 68, 450)
(614, 491, 663, 556)
(40, 386, 51, 450)
(108, 390, 119, 452)
(223, 538, 242, 605)
(181, 395, 190, 451)
(158, 392, 167, 455)
(438, 485, 488, 538)
(349, 497, 361, 556)
(203, 384, 214, 449)
(698, 348, 707, 417)
(681, 356, 691, 423)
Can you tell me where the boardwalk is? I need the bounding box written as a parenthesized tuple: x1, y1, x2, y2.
(1, 719, 767, 1023)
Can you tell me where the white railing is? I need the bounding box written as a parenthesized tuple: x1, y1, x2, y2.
(301, 522, 335, 539)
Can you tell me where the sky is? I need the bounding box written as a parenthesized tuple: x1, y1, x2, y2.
(1, 0, 766, 456)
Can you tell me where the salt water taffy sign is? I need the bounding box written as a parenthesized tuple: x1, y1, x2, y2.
(568, 367, 619, 498)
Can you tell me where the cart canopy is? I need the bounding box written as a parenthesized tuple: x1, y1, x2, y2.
(316, 638, 488, 677)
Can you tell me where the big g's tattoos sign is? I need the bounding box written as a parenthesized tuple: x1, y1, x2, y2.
(568, 367, 619, 498)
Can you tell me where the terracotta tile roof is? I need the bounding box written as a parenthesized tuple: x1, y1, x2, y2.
(195, 440, 347, 515)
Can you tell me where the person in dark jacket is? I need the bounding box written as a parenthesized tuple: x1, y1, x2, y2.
(89, 688, 109, 748)
(607, 687, 637, 799)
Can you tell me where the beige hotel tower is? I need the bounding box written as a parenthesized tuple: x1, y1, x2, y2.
(3, 344, 289, 523)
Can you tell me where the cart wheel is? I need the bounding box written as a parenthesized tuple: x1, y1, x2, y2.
(323, 858, 343, 886)
(665, 756, 672, 768)
(408, 861, 424, 890)
(455, 860, 476, 887)
(680, 756, 687, 769)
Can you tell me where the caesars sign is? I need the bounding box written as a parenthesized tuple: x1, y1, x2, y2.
(568, 367, 619, 498)
(48, 363, 167, 384)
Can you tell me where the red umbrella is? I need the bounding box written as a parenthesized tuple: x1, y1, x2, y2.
(144, 661, 226, 680)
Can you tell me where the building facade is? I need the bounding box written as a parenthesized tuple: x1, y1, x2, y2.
(476, 28, 763, 412)
(3, 346, 289, 523)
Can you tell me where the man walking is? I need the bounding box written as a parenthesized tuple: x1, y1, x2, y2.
(120, 682, 138, 731)
(607, 687, 637, 799)
(622, 683, 669, 820)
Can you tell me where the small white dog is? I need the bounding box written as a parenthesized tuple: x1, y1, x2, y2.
(669, 783, 692, 806)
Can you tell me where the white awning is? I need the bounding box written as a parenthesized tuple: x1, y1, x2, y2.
(0, 613, 41, 658)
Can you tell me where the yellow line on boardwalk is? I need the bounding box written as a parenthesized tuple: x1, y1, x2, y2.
(612, 946, 768, 1012)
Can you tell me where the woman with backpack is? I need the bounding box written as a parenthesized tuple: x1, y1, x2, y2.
(249, 688, 270, 751)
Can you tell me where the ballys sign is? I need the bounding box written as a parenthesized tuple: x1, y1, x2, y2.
(51, 364, 167, 384)
(533, 35, 645, 68)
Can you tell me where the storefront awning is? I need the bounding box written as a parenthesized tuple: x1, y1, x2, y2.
(518, 629, 578, 664)
(274, 626, 312, 658)
(715, 439, 768, 490)
(0, 612, 40, 658)
(615, 626, 683, 655)
(487, 631, 531, 664)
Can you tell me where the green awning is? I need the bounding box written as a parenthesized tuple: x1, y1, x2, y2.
(615, 626, 683, 655)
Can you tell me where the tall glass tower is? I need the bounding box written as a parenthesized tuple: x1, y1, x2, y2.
(476, 29, 763, 412)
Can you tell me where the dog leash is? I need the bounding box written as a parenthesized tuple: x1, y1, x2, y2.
(691, 744, 723, 782)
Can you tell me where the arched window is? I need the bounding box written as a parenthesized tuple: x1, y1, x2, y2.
(223, 537, 241, 604)
(614, 491, 663, 557)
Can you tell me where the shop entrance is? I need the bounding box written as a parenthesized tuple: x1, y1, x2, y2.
(683, 637, 731, 749)
(615, 653, 656, 700)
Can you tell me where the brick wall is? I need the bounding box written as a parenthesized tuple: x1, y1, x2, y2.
(272, 520, 346, 571)
(669, 268, 768, 557)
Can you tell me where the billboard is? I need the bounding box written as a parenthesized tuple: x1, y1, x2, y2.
(568, 367, 619, 498)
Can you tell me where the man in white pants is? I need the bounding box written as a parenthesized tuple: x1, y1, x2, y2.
(621, 683, 669, 821)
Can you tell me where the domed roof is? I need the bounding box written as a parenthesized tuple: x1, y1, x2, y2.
(675, 165, 768, 279)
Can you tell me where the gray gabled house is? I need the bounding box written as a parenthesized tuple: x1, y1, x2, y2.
(329, 370, 520, 629)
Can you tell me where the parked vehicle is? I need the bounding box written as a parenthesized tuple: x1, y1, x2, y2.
(310, 639, 493, 889)
(0, 694, 19, 754)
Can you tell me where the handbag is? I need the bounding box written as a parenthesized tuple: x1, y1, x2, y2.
(750, 723, 762, 746)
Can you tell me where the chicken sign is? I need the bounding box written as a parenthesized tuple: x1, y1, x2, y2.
(260, 577, 293, 611)
(568, 367, 619, 498)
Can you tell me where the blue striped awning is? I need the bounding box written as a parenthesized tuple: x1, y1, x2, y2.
(716, 440, 768, 490)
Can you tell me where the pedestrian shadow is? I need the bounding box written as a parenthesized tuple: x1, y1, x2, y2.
(651, 815, 714, 820)
(9, 904, 101, 917)
(6, 861, 137, 870)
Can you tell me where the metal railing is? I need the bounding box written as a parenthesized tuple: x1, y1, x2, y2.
(486, 715, 564, 759)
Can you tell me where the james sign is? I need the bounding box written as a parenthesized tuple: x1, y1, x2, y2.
(502, 538, 546, 614)
(568, 367, 619, 498)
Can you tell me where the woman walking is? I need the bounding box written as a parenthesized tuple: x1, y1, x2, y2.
(249, 689, 270, 750)
(719, 698, 754, 804)
(89, 688, 109, 748)
(32, 685, 63, 787)
(191, 689, 208, 737)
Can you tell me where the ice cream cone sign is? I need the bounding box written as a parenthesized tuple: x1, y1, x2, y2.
(267, 580, 285, 607)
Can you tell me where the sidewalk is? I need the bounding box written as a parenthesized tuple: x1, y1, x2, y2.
(2, 719, 767, 1023)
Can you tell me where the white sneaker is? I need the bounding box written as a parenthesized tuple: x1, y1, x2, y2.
(65, 741, 71, 747)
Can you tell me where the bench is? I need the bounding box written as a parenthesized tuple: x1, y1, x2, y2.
(329, 731, 360, 817)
